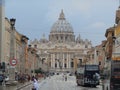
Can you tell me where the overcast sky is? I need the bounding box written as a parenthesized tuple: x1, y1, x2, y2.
(5, 0, 118, 46)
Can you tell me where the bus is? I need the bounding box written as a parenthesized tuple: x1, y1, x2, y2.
(76, 65, 100, 87)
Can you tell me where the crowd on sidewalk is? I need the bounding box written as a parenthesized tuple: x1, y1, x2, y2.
(15, 72, 45, 84)
(16, 73, 46, 90)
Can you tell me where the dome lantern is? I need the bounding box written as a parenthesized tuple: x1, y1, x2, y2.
(59, 9, 65, 20)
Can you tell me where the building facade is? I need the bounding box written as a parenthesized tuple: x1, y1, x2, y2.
(30, 10, 92, 73)
(0, 0, 5, 62)
(114, 7, 120, 55)
(3, 17, 29, 79)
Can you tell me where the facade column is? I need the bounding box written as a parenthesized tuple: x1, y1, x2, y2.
(51, 54, 53, 68)
(57, 53, 59, 68)
(53, 54, 55, 68)
(68, 54, 71, 68)
(62, 53, 64, 68)
(67, 53, 69, 68)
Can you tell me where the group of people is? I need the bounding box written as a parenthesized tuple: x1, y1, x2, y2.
(15, 73, 31, 83)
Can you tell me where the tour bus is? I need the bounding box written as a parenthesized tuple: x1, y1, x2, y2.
(76, 65, 100, 87)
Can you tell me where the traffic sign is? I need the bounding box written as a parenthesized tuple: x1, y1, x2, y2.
(10, 59, 17, 66)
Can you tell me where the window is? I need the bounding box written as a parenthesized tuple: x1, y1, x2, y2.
(65, 36, 67, 40)
(56, 36, 58, 40)
(71, 62, 74, 68)
(55, 63, 57, 68)
(92, 54, 94, 59)
(61, 36, 63, 40)
(64, 63, 67, 68)
(79, 59, 82, 64)
(65, 59, 67, 63)
(85, 45, 88, 48)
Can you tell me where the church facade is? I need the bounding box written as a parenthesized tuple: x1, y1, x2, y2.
(30, 10, 92, 73)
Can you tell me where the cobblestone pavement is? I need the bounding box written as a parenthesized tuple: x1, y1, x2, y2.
(0, 75, 102, 90)
(22, 74, 102, 90)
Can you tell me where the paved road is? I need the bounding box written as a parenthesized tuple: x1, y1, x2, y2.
(0, 81, 32, 90)
(0, 74, 102, 90)
(0, 85, 16, 90)
(24, 74, 102, 90)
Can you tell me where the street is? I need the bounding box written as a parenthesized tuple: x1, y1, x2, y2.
(0, 1, 120, 90)
(23, 74, 102, 90)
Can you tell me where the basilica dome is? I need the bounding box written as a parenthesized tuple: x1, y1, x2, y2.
(50, 10, 73, 33)
(49, 10, 75, 43)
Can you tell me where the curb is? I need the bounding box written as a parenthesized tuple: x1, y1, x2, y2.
(16, 78, 44, 90)
(16, 82, 32, 90)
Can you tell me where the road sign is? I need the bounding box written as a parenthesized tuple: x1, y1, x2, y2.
(10, 59, 17, 66)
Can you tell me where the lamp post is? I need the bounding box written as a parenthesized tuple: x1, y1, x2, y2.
(10, 18, 16, 59)
(31, 50, 36, 76)
(9, 18, 17, 83)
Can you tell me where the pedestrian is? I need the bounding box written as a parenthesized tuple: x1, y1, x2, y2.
(32, 78, 39, 90)
(62, 74, 64, 81)
(65, 75, 67, 81)
(44, 74, 46, 79)
(95, 73, 100, 80)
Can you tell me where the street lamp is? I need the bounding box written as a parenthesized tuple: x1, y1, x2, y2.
(10, 18, 16, 59)
(10, 18, 16, 29)
(9, 18, 17, 84)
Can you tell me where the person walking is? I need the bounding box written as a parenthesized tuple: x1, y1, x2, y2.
(32, 78, 39, 90)
(65, 74, 67, 81)
(62, 74, 64, 81)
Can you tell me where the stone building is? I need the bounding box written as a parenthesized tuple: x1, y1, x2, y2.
(4, 18, 11, 64)
(4, 18, 29, 78)
(30, 10, 92, 73)
(114, 6, 120, 54)
(0, 0, 5, 62)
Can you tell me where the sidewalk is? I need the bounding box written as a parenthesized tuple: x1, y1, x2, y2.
(16, 78, 44, 90)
